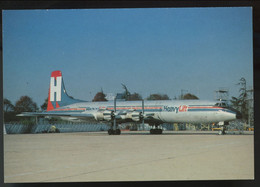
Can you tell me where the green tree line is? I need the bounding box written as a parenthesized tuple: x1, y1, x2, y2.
(4, 96, 38, 123)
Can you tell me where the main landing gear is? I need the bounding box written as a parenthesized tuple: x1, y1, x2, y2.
(107, 98, 122, 135)
(108, 120, 121, 135)
(150, 125, 163, 134)
(150, 129, 163, 134)
(108, 129, 121, 135)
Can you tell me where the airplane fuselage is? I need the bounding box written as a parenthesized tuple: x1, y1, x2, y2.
(51, 99, 237, 124)
(17, 71, 241, 135)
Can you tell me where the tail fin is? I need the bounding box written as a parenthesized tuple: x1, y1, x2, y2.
(47, 71, 85, 111)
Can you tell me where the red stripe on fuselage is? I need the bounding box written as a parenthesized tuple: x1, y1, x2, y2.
(52, 108, 86, 111)
(106, 107, 161, 110)
(188, 106, 222, 109)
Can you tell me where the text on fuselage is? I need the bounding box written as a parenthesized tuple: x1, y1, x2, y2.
(163, 105, 188, 113)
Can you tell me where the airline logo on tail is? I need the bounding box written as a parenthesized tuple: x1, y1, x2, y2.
(50, 75, 62, 101)
(47, 71, 62, 111)
(47, 70, 85, 111)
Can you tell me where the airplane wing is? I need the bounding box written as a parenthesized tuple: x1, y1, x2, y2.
(17, 111, 95, 119)
(17, 110, 158, 124)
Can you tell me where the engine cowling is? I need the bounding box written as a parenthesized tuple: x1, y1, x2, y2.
(95, 109, 143, 122)
(125, 111, 142, 122)
(95, 110, 114, 121)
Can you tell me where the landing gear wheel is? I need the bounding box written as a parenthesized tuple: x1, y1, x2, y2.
(218, 127, 226, 135)
(150, 128, 162, 134)
(108, 129, 121, 135)
(115, 129, 121, 135)
(108, 129, 113, 135)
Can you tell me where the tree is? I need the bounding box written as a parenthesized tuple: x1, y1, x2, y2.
(230, 77, 248, 122)
(182, 93, 199, 100)
(41, 98, 48, 111)
(230, 96, 240, 110)
(92, 91, 107, 102)
(237, 77, 248, 122)
(4, 98, 14, 112)
(3, 98, 17, 122)
(14, 96, 38, 113)
(128, 92, 142, 101)
(147, 94, 170, 100)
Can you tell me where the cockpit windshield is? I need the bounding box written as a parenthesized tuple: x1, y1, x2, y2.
(214, 101, 229, 108)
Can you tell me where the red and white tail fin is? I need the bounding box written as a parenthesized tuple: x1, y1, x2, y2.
(47, 71, 84, 111)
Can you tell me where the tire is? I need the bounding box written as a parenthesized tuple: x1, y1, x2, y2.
(150, 129, 162, 134)
(108, 129, 113, 135)
(115, 129, 121, 135)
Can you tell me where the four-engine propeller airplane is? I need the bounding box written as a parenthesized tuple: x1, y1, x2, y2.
(17, 70, 242, 135)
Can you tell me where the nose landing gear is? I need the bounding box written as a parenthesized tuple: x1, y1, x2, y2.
(218, 128, 226, 135)
(218, 122, 228, 135)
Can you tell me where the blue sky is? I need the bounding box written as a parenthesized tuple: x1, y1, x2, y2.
(3, 7, 253, 106)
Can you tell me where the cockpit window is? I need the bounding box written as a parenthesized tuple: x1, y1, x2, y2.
(215, 102, 228, 107)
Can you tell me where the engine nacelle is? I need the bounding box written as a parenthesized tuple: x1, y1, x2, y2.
(95, 110, 142, 122)
(125, 111, 142, 122)
(95, 110, 114, 121)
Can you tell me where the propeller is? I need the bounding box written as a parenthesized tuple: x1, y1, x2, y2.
(141, 99, 145, 130)
(113, 98, 117, 130)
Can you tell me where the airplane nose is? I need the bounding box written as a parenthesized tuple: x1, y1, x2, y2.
(228, 107, 242, 119)
(236, 111, 242, 119)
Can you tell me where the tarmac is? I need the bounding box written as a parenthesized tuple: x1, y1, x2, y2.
(4, 131, 254, 183)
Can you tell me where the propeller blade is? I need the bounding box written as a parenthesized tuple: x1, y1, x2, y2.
(142, 99, 144, 130)
(113, 98, 117, 130)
